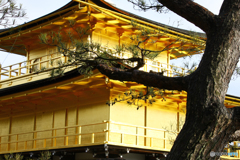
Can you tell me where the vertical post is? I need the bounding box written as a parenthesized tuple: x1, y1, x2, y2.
(52, 112, 55, 147)
(0, 63, 2, 80)
(105, 121, 109, 142)
(108, 121, 110, 143)
(9, 66, 12, 78)
(18, 63, 21, 76)
(33, 132, 37, 149)
(54, 130, 56, 147)
(150, 137, 153, 147)
(91, 133, 94, 143)
(75, 126, 79, 145)
(75, 108, 79, 145)
(65, 55, 67, 63)
(28, 61, 31, 73)
(8, 117, 12, 151)
(121, 133, 124, 144)
(26, 46, 30, 73)
(62, 54, 66, 64)
(65, 136, 68, 146)
(51, 54, 53, 67)
(33, 114, 37, 149)
(47, 47, 50, 69)
(15, 135, 18, 151)
(164, 131, 166, 149)
(136, 127, 138, 146)
(78, 126, 81, 145)
(43, 139, 46, 148)
(65, 109, 68, 146)
(182, 68, 185, 76)
(38, 57, 42, 71)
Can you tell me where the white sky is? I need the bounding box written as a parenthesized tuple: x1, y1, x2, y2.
(1, 0, 238, 96)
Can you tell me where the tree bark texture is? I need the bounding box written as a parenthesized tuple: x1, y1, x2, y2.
(99, 0, 240, 159)
(160, 0, 240, 159)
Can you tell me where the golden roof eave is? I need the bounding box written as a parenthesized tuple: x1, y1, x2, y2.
(0, 5, 79, 39)
(84, 0, 206, 43)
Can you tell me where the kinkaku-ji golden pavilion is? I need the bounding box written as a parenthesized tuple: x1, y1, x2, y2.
(0, 0, 240, 160)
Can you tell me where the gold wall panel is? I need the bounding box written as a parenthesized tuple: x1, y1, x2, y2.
(29, 47, 47, 60)
(54, 109, 66, 147)
(66, 108, 77, 146)
(110, 102, 145, 126)
(0, 118, 10, 152)
(78, 102, 110, 144)
(35, 112, 53, 148)
(11, 115, 34, 151)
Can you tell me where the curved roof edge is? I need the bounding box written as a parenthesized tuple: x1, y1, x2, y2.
(0, 0, 206, 39)
(0, 1, 79, 37)
(94, 0, 206, 39)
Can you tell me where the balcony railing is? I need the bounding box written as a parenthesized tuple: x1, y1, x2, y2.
(0, 51, 192, 82)
(0, 121, 177, 154)
(0, 52, 68, 81)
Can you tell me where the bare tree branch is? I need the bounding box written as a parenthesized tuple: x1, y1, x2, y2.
(128, 0, 216, 34)
(156, 0, 216, 34)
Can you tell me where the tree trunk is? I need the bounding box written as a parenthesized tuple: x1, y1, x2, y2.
(167, 1, 240, 159)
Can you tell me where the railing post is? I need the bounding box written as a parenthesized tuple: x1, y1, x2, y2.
(75, 126, 79, 145)
(65, 136, 69, 146)
(91, 133, 94, 143)
(121, 133, 124, 144)
(39, 58, 42, 71)
(108, 121, 110, 142)
(150, 137, 153, 147)
(78, 126, 81, 144)
(54, 129, 56, 147)
(51, 54, 53, 67)
(18, 63, 21, 76)
(0, 63, 1, 80)
(164, 131, 166, 149)
(105, 121, 109, 142)
(9, 66, 12, 78)
(43, 139, 46, 148)
(65, 127, 68, 146)
(27, 61, 30, 73)
(33, 132, 37, 149)
(136, 127, 138, 146)
(15, 134, 18, 151)
(65, 56, 68, 63)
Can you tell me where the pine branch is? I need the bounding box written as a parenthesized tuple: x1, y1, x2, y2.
(97, 64, 188, 91)
(0, 0, 26, 27)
